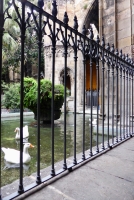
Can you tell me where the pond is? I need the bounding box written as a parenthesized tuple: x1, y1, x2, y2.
(1, 113, 107, 187)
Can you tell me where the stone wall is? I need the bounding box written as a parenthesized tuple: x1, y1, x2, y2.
(100, 0, 134, 59)
(44, 0, 95, 30)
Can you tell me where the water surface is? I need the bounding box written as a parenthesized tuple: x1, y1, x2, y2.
(1, 113, 103, 187)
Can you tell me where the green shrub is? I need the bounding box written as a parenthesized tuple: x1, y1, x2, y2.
(2, 82, 20, 109)
(2, 78, 64, 112)
(23, 77, 64, 113)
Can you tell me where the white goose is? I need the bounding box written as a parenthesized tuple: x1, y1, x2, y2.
(1, 143, 34, 164)
(89, 118, 97, 126)
(15, 125, 29, 139)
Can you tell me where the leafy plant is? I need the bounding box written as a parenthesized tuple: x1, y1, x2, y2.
(2, 82, 20, 109)
(23, 77, 64, 113)
(2, 78, 64, 121)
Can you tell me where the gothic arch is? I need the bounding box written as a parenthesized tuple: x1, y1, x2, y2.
(59, 67, 73, 95)
(80, 0, 98, 33)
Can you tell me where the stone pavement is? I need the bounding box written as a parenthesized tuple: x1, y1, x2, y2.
(13, 137, 134, 200)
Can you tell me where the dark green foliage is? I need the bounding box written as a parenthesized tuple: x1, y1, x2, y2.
(23, 77, 64, 113)
(2, 82, 20, 109)
(23, 77, 37, 111)
(2, 78, 64, 112)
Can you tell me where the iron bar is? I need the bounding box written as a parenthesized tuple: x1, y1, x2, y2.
(123, 63, 125, 139)
(36, 0, 44, 184)
(111, 44, 115, 145)
(112, 65, 114, 144)
(119, 61, 122, 141)
(96, 35, 100, 152)
(107, 63, 110, 146)
(82, 25, 86, 160)
(126, 66, 128, 137)
(131, 69, 134, 134)
(128, 68, 130, 136)
(101, 36, 105, 150)
(51, 0, 57, 177)
(73, 16, 78, 165)
(18, 1, 25, 194)
(115, 49, 118, 143)
(0, 0, 4, 199)
(82, 58, 86, 160)
(63, 11, 68, 169)
(89, 27, 93, 156)
(106, 43, 110, 147)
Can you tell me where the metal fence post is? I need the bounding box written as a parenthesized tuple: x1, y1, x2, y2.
(0, 0, 4, 199)
(36, 0, 44, 185)
(18, 0, 26, 194)
(51, 0, 57, 177)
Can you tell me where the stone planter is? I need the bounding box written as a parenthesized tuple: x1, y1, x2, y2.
(34, 109, 61, 124)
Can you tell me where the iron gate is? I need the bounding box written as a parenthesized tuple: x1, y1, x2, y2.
(0, 0, 134, 199)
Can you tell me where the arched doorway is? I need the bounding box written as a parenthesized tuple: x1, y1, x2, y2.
(82, 0, 98, 32)
(86, 60, 99, 107)
(86, 60, 97, 90)
(60, 67, 71, 96)
(63, 75, 71, 91)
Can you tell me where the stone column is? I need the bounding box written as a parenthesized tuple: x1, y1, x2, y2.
(114, 0, 117, 48)
(99, 0, 103, 40)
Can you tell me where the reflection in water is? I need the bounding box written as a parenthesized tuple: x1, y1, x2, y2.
(15, 137, 29, 146)
(3, 160, 29, 170)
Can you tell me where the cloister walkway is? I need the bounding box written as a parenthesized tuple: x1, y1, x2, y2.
(13, 136, 134, 200)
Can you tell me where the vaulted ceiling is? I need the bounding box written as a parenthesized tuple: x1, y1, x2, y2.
(84, 0, 98, 32)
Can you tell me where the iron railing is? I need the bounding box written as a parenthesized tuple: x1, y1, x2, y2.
(0, 0, 134, 199)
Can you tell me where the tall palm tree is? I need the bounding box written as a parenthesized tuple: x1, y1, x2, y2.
(2, 0, 44, 82)
(2, 1, 21, 82)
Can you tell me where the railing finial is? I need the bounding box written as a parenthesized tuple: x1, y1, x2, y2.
(73, 16, 78, 30)
(37, 0, 44, 8)
(102, 35, 105, 47)
(128, 58, 131, 63)
(96, 35, 100, 44)
(111, 44, 114, 53)
(82, 25, 86, 36)
(106, 43, 110, 50)
(52, 0, 58, 17)
(119, 49, 122, 58)
(122, 53, 125, 60)
(89, 25, 94, 40)
(115, 48, 119, 56)
(125, 54, 129, 62)
(63, 12, 69, 25)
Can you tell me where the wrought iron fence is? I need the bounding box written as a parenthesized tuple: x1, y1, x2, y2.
(0, 0, 134, 199)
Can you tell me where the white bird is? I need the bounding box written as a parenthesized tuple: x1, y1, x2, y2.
(1, 143, 34, 164)
(92, 119, 97, 126)
(89, 119, 97, 126)
(15, 125, 29, 139)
